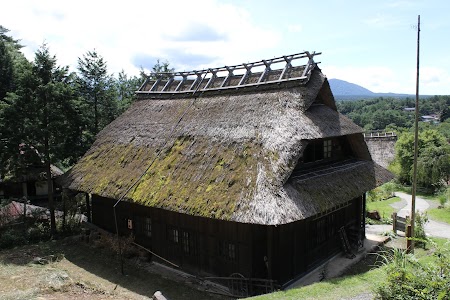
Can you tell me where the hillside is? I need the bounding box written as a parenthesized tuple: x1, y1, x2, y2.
(329, 79, 374, 96)
(329, 79, 412, 100)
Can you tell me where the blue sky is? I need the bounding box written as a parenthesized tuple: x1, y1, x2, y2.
(1, 0, 449, 95)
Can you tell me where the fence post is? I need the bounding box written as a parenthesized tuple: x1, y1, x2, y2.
(406, 225, 412, 253)
(392, 212, 397, 233)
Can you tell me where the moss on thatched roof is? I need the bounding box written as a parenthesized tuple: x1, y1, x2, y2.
(62, 67, 392, 225)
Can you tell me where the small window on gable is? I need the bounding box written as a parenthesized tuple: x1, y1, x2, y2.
(301, 137, 350, 164)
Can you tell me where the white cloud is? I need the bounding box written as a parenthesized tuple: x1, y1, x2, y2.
(364, 14, 401, 29)
(0, 0, 281, 76)
(420, 67, 450, 94)
(287, 24, 302, 33)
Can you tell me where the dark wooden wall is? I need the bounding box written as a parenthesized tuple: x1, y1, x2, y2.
(91, 194, 364, 285)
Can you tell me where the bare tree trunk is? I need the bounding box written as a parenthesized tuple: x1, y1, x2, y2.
(94, 94, 98, 135)
(85, 193, 91, 222)
(44, 92, 56, 236)
(45, 148, 56, 236)
(22, 179, 27, 230)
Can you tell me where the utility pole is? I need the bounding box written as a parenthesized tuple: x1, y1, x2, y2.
(409, 15, 420, 253)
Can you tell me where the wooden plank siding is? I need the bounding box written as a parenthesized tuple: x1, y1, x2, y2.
(90, 194, 365, 285)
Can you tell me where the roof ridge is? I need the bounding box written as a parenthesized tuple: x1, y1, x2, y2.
(137, 51, 321, 98)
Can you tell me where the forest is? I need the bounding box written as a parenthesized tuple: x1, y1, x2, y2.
(0, 25, 174, 233)
(337, 96, 450, 193)
(0, 26, 173, 177)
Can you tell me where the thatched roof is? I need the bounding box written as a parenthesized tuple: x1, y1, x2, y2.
(62, 61, 392, 225)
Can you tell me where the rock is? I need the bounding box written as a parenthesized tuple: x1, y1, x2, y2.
(366, 210, 381, 220)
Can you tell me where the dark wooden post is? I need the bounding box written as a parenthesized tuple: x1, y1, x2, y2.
(85, 193, 91, 222)
(406, 225, 412, 253)
(392, 212, 397, 233)
(266, 226, 273, 280)
(62, 188, 67, 232)
(362, 194, 366, 240)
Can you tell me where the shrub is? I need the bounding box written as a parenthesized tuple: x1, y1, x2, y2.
(375, 244, 450, 300)
(411, 212, 428, 249)
(0, 228, 28, 248)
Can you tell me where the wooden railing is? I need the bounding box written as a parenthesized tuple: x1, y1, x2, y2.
(205, 273, 279, 297)
(363, 131, 397, 138)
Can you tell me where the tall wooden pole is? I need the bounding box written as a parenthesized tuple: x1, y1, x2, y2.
(410, 15, 421, 253)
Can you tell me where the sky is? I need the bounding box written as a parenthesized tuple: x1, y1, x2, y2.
(1, 0, 449, 95)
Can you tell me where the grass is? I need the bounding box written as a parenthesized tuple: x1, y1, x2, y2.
(366, 196, 402, 220)
(247, 237, 450, 300)
(0, 238, 228, 300)
(248, 269, 385, 300)
(427, 207, 450, 224)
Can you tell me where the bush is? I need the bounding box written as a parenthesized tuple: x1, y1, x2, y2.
(367, 181, 400, 203)
(0, 228, 28, 248)
(437, 186, 449, 208)
(0, 220, 52, 249)
(375, 243, 450, 299)
(414, 212, 428, 248)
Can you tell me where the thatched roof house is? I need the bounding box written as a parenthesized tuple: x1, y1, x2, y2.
(62, 52, 392, 294)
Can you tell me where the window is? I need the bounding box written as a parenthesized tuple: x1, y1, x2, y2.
(219, 241, 237, 261)
(135, 216, 151, 237)
(228, 243, 236, 260)
(143, 217, 151, 237)
(169, 228, 179, 243)
(324, 139, 332, 159)
(302, 138, 349, 164)
(182, 232, 190, 253)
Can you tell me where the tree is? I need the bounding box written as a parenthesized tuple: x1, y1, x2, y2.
(0, 39, 14, 102)
(0, 46, 33, 180)
(116, 70, 141, 113)
(395, 129, 449, 189)
(2, 44, 81, 234)
(139, 59, 174, 80)
(417, 145, 450, 190)
(77, 50, 118, 137)
(0, 25, 24, 104)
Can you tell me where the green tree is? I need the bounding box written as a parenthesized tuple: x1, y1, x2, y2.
(116, 70, 141, 113)
(139, 59, 174, 80)
(417, 145, 450, 190)
(3, 44, 81, 234)
(394, 129, 449, 188)
(77, 50, 118, 137)
(0, 25, 24, 104)
(0, 44, 33, 180)
(0, 39, 14, 102)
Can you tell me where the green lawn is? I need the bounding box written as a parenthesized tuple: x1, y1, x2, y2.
(366, 196, 402, 220)
(247, 268, 386, 300)
(427, 207, 450, 224)
(247, 237, 450, 300)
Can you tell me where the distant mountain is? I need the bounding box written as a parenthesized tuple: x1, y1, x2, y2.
(329, 79, 375, 96)
(328, 78, 413, 101)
